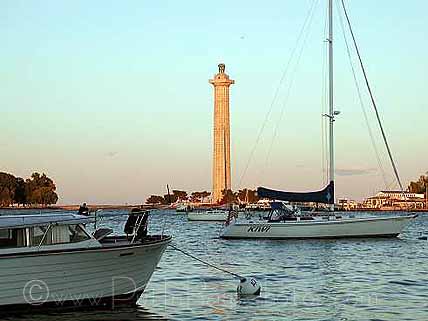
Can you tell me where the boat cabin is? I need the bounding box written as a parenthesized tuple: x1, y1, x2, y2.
(0, 214, 99, 254)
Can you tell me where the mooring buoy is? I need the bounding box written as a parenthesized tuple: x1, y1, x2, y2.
(237, 277, 261, 296)
(169, 244, 261, 296)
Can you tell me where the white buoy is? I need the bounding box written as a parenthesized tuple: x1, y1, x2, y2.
(237, 277, 261, 296)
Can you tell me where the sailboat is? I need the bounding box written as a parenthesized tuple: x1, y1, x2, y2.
(221, 0, 417, 239)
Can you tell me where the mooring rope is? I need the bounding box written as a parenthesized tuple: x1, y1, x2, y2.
(168, 243, 244, 281)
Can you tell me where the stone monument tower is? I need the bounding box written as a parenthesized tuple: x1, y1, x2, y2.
(209, 63, 234, 203)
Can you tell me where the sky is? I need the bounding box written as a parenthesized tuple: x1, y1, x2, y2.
(1, 0, 427, 204)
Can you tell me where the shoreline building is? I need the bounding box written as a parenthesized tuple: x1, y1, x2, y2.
(209, 64, 234, 203)
(363, 191, 426, 210)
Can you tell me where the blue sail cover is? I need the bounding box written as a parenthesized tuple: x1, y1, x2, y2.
(257, 181, 334, 204)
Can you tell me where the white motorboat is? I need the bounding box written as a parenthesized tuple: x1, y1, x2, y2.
(221, 0, 417, 239)
(176, 203, 193, 213)
(187, 210, 228, 221)
(0, 212, 171, 312)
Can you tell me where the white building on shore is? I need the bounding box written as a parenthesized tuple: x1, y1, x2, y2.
(364, 191, 426, 210)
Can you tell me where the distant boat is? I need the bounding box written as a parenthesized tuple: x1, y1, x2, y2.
(176, 203, 194, 213)
(246, 199, 272, 212)
(187, 209, 228, 221)
(221, 0, 416, 239)
(0, 212, 171, 312)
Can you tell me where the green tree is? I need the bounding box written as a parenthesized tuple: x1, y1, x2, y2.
(25, 172, 58, 206)
(13, 177, 27, 206)
(190, 191, 211, 203)
(0, 172, 58, 207)
(0, 172, 18, 207)
(163, 193, 177, 204)
(220, 189, 237, 205)
(200, 191, 211, 201)
(190, 191, 201, 202)
(408, 173, 428, 194)
(172, 190, 188, 201)
(146, 195, 165, 205)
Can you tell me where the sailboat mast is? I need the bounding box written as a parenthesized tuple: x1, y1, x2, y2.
(328, 0, 335, 210)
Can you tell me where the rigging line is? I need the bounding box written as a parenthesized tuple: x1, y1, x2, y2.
(237, 0, 319, 189)
(262, 0, 320, 174)
(168, 243, 244, 280)
(340, 0, 405, 193)
(335, 0, 389, 188)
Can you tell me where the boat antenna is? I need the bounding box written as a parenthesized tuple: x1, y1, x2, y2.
(339, 0, 405, 194)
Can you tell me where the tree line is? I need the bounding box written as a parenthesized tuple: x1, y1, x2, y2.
(0, 172, 58, 207)
(218, 189, 259, 204)
(145, 188, 259, 205)
(146, 190, 211, 205)
(146, 171, 428, 205)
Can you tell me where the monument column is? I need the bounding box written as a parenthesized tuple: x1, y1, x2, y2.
(209, 63, 234, 203)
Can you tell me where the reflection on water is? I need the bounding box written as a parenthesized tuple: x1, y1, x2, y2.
(1, 209, 428, 320)
(2, 306, 167, 321)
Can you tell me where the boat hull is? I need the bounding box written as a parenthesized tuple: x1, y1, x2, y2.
(187, 212, 228, 221)
(0, 236, 171, 311)
(0, 289, 145, 315)
(221, 215, 416, 239)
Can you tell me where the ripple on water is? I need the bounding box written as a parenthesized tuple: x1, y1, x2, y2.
(1, 209, 427, 321)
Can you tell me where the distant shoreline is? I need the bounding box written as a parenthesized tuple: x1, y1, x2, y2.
(0, 204, 151, 211)
(1, 205, 427, 213)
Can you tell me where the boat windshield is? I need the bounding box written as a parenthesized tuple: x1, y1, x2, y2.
(0, 224, 91, 248)
(68, 224, 90, 243)
(31, 226, 51, 246)
(32, 224, 91, 246)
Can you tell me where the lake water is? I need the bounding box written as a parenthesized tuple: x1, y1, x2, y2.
(2, 209, 428, 321)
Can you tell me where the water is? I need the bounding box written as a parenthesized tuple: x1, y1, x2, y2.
(1, 209, 428, 321)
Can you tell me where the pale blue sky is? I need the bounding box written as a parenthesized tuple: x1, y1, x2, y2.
(1, 1, 427, 204)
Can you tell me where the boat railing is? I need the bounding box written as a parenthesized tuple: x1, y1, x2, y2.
(131, 215, 145, 244)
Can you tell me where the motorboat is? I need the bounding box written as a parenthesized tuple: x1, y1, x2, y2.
(176, 203, 194, 213)
(187, 209, 228, 221)
(0, 212, 171, 312)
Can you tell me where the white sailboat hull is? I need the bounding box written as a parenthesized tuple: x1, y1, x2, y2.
(0, 237, 171, 310)
(221, 215, 416, 239)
